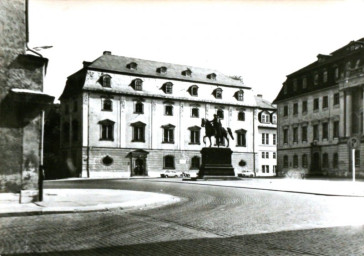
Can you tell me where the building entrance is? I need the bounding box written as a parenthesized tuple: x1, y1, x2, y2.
(127, 149, 149, 176)
(311, 152, 321, 175)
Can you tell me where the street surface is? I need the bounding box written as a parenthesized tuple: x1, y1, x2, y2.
(1, 178, 364, 255)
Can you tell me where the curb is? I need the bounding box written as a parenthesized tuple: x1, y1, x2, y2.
(0, 195, 181, 218)
(146, 179, 364, 197)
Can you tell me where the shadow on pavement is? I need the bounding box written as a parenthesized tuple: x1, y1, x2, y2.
(6, 225, 364, 256)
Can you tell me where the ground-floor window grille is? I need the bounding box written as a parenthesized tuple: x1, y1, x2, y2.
(164, 155, 175, 169)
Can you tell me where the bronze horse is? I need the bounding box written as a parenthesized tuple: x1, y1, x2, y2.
(201, 118, 234, 147)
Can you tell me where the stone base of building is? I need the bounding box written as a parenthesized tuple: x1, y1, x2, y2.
(198, 147, 235, 178)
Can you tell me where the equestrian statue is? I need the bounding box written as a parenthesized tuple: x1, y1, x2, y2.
(201, 114, 234, 148)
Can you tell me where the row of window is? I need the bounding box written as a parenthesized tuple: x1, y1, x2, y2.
(261, 165, 276, 174)
(99, 75, 245, 100)
(98, 121, 248, 147)
(283, 121, 340, 144)
(284, 58, 363, 95)
(261, 152, 276, 159)
(282, 152, 359, 169)
(99, 98, 247, 121)
(262, 133, 276, 145)
(283, 93, 339, 117)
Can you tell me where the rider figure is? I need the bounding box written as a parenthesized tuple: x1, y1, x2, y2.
(210, 114, 222, 137)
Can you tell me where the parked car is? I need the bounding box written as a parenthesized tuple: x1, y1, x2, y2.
(237, 170, 255, 178)
(182, 171, 198, 180)
(161, 170, 182, 178)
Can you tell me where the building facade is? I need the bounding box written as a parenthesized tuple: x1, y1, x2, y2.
(274, 38, 364, 177)
(0, 0, 54, 202)
(60, 51, 276, 178)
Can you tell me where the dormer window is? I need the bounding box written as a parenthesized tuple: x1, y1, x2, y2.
(302, 77, 307, 89)
(235, 90, 244, 101)
(100, 75, 111, 88)
(157, 66, 167, 74)
(314, 73, 319, 86)
(182, 68, 192, 77)
(126, 62, 138, 70)
(207, 73, 216, 80)
(293, 79, 297, 91)
(162, 82, 173, 94)
(214, 88, 222, 99)
(189, 85, 198, 96)
(323, 70, 328, 83)
(261, 113, 270, 123)
(131, 79, 143, 91)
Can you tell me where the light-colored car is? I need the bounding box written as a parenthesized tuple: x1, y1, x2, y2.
(161, 170, 182, 178)
(237, 170, 255, 178)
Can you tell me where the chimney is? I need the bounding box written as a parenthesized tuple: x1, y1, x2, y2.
(257, 94, 263, 98)
(83, 61, 91, 68)
(103, 51, 111, 55)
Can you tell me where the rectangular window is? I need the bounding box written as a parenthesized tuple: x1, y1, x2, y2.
(273, 165, 276, 173)
(333, 121, 339, 138)
(163, 128, 174, 143)
(165, 106, 173, 116)
(293, 127, 298, 143)
(284, 106, 288, 116)
(266, 134, 269, 144)
(133, 127, 145, 142)
(302, 77, 307, 89)
(333, 93, 340, 106)
(237, 132, 246, 146)
(322, 122, 328, 139)
(191, 108, 199, 118)
(262, 165, 265, 173)
(301, 126, 307, 142)
(273, 152, 276, 159)
(322, 96, 328, 109)
(266, 152, 269, 159)
(355, 150, 360, 168)
(302, 101, 307, 113)
(266, 165, 270, 173)
(273, 134, 276, 145)
(293, 103, 298, 115)
(262, 152, 265, 159)
(283, 129, 288, 144)
(101, 124, 114, 141)
(313, 98, 319, 110)
(190, 130, 200, 144)
(262, 133, 265, 144)
(313, 125, 319, 141)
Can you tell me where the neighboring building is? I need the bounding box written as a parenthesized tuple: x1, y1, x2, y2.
(0, 0, 54, 202)
(59, 51, 276, 178)
(274, 38, 364, 177)
(255, 95, 277, 177)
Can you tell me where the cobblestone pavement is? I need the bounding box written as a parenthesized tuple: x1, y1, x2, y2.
(1, 179, 364, 255)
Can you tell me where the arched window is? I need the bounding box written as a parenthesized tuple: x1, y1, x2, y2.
(236, 90, 244, 101)
(214, 88, 222, 99)
(100, 75, 111, 87)
(135, 102, 144, 114)
(302, 154, 308, 168)
(283, 155, 288, 168)
(293, 155, 298, 168)
(72, 120, 79, 141)
(163, 82, 173, 94)
(238, 111, 245, 121)
(217, 109, 224, 119)
(131, 79, 143, 91)
(189, 85, 199, 96)
(102, 98, 112, 111)
(164, 155, 175, 169)
(191, 156, 200, 169)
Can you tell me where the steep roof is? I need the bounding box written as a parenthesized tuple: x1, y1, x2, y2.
(87, 53, 248, 89)
(254, 96, 276, 110)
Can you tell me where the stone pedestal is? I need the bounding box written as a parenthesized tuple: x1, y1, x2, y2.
(198, 147, 236, 179)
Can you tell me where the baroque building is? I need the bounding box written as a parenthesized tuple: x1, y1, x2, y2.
(274, 38, 364, 177)
(60, 51, 276, 178)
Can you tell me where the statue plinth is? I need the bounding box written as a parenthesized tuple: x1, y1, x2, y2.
(198, 147, 236, 179)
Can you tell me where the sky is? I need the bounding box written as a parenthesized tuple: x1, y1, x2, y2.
(29, 0, 364, 103)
